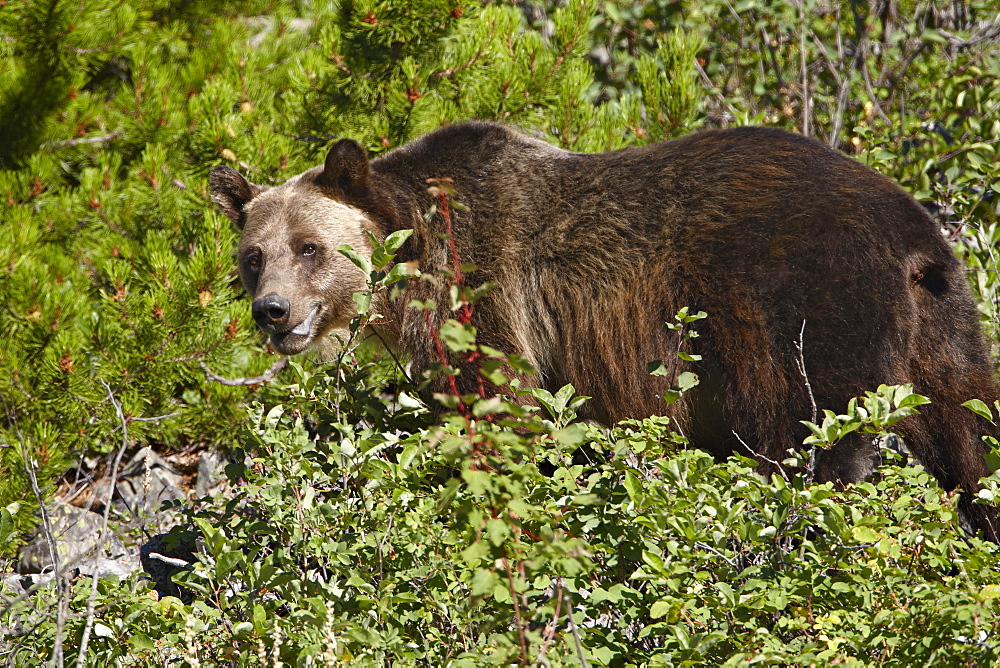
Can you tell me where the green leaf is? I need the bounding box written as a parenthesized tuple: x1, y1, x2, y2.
(676, 371, 699, 391)
(650, 598, 679, 621)
(93, 622, 114, 639)
(232, 621, 254, 639)
(0, 509, 13, 543)
(852, 526, 880, 543)
(216, 550, 243, 582)
(382, 229, 413, 254)
(920, 28, 948, 44)
(352, 290, 372, 314)
(384, 262, 415, 286)
(624, 471, 643, 504)
(463, 469, 492, 496)
(252, 603, 266, 636)
(647, 360, 669, 376)
(470, 568, 499, 597)
(963, 399, 994, 422)
(337, 245, 372, 275)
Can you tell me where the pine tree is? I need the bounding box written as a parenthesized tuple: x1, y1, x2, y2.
(292, 0, 703, 153)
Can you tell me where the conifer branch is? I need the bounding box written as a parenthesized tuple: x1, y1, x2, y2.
(169, 337, 225, 362)
(435, 21, 495, 78)
(200, 357, 289, 386)
(64, 25, 129, 55)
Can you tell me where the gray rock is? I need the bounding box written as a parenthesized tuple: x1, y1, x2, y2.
(77, 556, 140, 580)
(2, 571, 55, 595)
(114, 447, 187, 514)
(17, 500, 128, 574)
(195, 450, 226, 497)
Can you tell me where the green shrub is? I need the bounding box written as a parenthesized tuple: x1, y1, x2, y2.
(4, 1, 1000, 665)
(13, 362, 1000, 665)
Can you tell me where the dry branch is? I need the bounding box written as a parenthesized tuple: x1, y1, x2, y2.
(200, 356, 290, 386)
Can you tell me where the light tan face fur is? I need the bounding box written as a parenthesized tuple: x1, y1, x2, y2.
(237, 173, 375, 354)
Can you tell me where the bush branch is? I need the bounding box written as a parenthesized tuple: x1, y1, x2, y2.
(200, 356, 289, 386)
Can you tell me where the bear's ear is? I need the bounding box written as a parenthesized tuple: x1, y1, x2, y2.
(318, 139, 370, 194)
(210, 166, 267, 229)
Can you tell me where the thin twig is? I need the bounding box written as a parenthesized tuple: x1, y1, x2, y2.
(795, 320, 817, 426)
(828, 60, 853, 146)
(881, 41, 927, 90)
(128, 413, 180, 422)
(798, 0, 810, 137)
(795, 320, 818, 481)
(167, 335, 225, 362)
(733, 430, 789, 481)
(533, 584, 563, 666)
(693, 59, 739, 121)
(63, 25, 128, 54)
(759, 27, 786, 91)
(76, 381, 132, 666)
(562, 583, 590, 668)
(200, 356, 289, 386)
(6, 388, 67, 668)
(376, 507, 398, 579)
(368, 325, 414, 385)
(830, 1, 869, 147)
(860, 50, 892, 127)
(502, 554, 530, 665)
(939, 23, 1000, 51)
(694, 541, 738, 567)
(43, 130, 122, 152)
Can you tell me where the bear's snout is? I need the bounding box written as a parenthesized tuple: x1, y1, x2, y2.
(252, 294, 291, 332)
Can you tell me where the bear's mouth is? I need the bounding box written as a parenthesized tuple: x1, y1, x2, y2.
(271, 304, 321, 353)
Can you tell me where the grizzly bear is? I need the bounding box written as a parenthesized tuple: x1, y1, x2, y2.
(211, 121, 999, 540)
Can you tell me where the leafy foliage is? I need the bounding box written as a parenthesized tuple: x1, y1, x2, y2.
(11, 363, 1000, 665)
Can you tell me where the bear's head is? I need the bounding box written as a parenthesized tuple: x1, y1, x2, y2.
(210, 140, 377, 354)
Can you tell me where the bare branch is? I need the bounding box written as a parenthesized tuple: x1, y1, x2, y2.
(562, 581, 591, 668)
(694, 541, 738, 567)
(939, 23, 1000, 51)
(733, 430, 789, 481)
(146, 552, 190, 568)
(795, 320, 817, 426)
(797, 0, 811, 137)
(43, 130, 122, 152)
(795, 320, 819, 479)
(76, 380, 132, 666)
(200, 356, 289, 386)
(759, 27, 786, 91)
(830, 1, 871, 147)
(7, 389, 68, 668)
(128, 413, 180, 423)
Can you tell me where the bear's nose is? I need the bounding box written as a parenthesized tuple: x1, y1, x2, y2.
(252, 294, 291, 331)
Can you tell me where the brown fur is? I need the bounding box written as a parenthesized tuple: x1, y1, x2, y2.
(211, 121, 1000, 540)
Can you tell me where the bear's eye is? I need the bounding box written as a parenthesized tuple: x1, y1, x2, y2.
(245, 250, 262, 272)
(302, 243, 317, 257)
